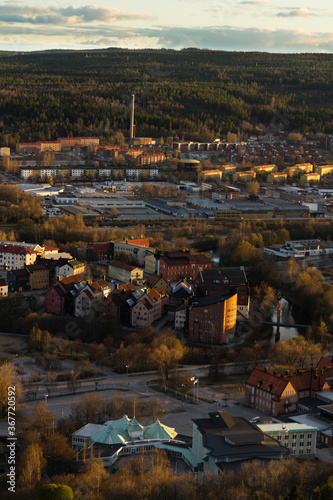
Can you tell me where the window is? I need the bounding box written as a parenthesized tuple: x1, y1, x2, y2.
(300, 434, 304, 439)
(292, 434, 297, 440)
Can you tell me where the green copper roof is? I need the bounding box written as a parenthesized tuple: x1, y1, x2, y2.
(91, 427, 129, 445)
(143, 420, 177, 440)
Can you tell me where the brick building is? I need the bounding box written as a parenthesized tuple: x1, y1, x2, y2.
(188, 290, 237, 344)
(194, 266, 250, 319)
(157, 251, 215, 283)
(245, 359, 333, 416)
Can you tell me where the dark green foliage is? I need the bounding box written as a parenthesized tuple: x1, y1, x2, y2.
(1, 50, 333, 143)
(35, 483, 74, 500)
(285, 485, 306, 500)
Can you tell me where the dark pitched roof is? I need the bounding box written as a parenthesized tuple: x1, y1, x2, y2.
(190, 290, 236, 308)
(197, 267, 248, 286)
(160, 251, 212, 266)
(8, 269, 30, 278)
(25, 264, 48, 272)
(109, 260, 136, 272)
(145, 274, 161, 287)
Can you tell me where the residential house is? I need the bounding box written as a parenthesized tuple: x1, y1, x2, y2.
(45, 275, 86, 315)
(144, 274, 172, 295)
(174, 304, 187, 330)
(25, 264, 49, 290)
(7, 269, 30, 293)
(131, 288, 169, 328)
(74, 280, 110, 318)
(56, 259, 86, 279)
(192, 411, 289, 474)
(0, 279, 9, 297)
(188, 290, 238, 344)
(108, 261, 143, 283)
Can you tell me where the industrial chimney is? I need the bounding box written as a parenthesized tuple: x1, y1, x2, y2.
(130, 94, 135, 140)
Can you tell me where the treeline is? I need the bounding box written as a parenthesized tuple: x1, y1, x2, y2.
(0, 184, 43, 223)
(1, 50, 333, 144)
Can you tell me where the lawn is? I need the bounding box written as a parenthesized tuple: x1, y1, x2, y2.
(0, 333, 28, 361)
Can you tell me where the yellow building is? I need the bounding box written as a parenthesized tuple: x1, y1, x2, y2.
(221, 165, 237, 174)
(295, 163, 313, 173)
(254, 164, 277, 174)
(316, 165, 333, 176)
(301, 173, 320, 184)
(25, 264, 49, 290)
(0, 147, 10, 157)
(267, 172, 287, 183)
(39, 141, 61, 152)
(285, 166, 299, 177)
(232, 171, 256, 182)
(199, 170, 222, 180)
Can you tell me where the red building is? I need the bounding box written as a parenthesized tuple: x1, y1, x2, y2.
(157, 251, 215, 282)
(245, 358, 333, 416)
(188, 290, 237, 344)
(45, 275, 85, 315)
(87, 242, 113, 261)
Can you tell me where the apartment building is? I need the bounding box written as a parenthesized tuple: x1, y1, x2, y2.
(157, 251, 215, 282)
(108, 261, 143, 283)
(232, 171, 256, 182)
(257, 423, 317, 457)
(188, 290, 237, 344)
(57, 137, 99, 148)
(0, 244, 38, 270)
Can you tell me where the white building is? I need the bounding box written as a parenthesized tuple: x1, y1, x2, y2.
(0, 244, 38, 270)
(257, 422, 318, 457)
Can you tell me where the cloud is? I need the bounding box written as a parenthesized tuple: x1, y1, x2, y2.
(0, 4, 156, 25)
(277, 7, 321, 18)
(1, 19, 333, 53)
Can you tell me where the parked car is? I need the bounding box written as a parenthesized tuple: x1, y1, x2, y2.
(249, 416, 261, 424)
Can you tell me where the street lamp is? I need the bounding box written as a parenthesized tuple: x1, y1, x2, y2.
(191, 377, 199, 403)
(44, 394, 48, 404)
(126, 365, 129, 376)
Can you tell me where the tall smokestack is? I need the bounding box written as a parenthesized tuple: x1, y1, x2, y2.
(130, 94, 135, 140)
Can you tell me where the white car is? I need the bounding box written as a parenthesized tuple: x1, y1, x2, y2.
(249, 417, 261, 423)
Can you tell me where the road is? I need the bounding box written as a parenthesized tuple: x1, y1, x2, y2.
(7, 356, 262, 437)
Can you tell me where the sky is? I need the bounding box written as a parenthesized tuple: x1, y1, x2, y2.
(1, 0, 333, 53)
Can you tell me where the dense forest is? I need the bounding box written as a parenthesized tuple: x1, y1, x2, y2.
(1, 50, 333, 145)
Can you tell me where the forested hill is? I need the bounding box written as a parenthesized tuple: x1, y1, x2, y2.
(1, 49, 333, 145)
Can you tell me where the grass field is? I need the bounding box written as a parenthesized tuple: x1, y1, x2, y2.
(0, 333, 28, 361)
